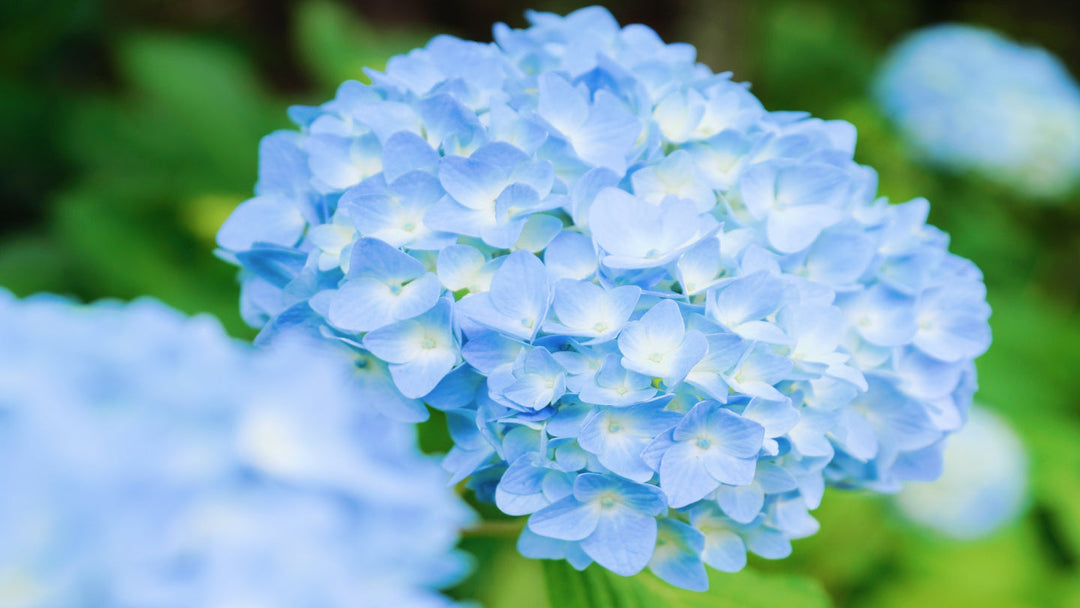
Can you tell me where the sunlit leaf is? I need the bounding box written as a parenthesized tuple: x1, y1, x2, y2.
(543, 560, 832, 608)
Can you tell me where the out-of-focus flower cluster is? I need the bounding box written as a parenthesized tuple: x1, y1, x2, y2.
(0, 290, 471, 608)
(874, 23, 1080, 200)
(217, 6, 992, 590)
(895, 405, 1027, 539)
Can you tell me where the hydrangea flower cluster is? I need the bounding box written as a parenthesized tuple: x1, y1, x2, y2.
(874, 23, 1080, 200)
(895, 405, 1027, 539)
(217, 6, 992, 590)
(0, 290, 471, 607)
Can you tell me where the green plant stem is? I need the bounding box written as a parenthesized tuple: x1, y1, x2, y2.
(462, 519, 526, 538)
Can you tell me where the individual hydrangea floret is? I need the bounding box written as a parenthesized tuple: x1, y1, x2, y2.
(217, 6, 992, 591)
(0, 290, 472, 607)
(894, 405, 1027, 539)
(874, 23, 1080, 200)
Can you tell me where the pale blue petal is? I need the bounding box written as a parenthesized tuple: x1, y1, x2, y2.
(254, 131, 313, 200)
(756, 463, 799, 494)
(702, 451, 758, 487)
(570, 167, 621, 227)
(677, 237, 725, 295)
(659, 441, 721, 508)
(460, 332, 523, 375)
(896, 348, 964, 400)
(770, 498, 819, 539)
(701, 528, 747, 572)
(707, 271, 785, 328)
(571, 90, 641, 175)
(830, 408, 879, 461)
(518, 527, 593, 570)
(544, 231, 599, 281)
(496, 458, 555, 515)
(351, 100, 420, 141)
(329, 273, 440, 333)
(347, 237, 426, 282)
(648, 519, 708, 591)
(664, 331, 709, 384)
(581, 506, 657, 576)
(504, 374, 562, 411)
(328, 278, 397, 333)
(516, 214, 565, 252)
(573, 474, 667, 514)
(436, 245, 487, 292)
(391, 273, 443, 320)
(549, 281, 640, 342)
(803, 227, 875, 286)
(839, 284, 917, 347)
(417, 94, 485, 152)
(423, 195, 497, 240)
(353, 353, 429, 422)
(389, 349, 459, 399)
(546, 402, 592, 438)
(485, 250, 551, 338)
(381, 131, 440, 182)
(438, 155, 505, 211)
(307, 133, 382, 190)
(490, 425, 536, 464)
(537, 73, 589, 136)
(578, 405, 678, 483)
(362, 298, 454, 364)
(424, 366, 483, 411)
(641, 429, 676, 472)
(584, 431, 655, 483)
(715, 484, 765, 524)
(767, 204, 845, 254)
(529, 496, 601, 541)
(743, 399, 799, 439)
(217, 196, 306, 251)
(235, 246, 306, 288)
(591, 191, 706, 269)
(744, 526, 792, 559)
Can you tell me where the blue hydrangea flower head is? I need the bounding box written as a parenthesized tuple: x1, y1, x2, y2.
(217, 6, 993, 590)
(0, 289, 472, 607)
(874, 23, 1080, 199)
(894, 405, 1027, 539)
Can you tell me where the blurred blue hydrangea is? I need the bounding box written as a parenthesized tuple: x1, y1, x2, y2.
(874, 23, 1080, 200)
(217, 6, 992, 590)
(0, 289, 472, 607)
(895, 405, 1027, 539)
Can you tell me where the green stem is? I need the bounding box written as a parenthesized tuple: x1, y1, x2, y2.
(462, 519, 526, 538)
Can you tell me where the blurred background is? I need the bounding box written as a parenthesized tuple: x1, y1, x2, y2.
(2, 1, 1078, 606)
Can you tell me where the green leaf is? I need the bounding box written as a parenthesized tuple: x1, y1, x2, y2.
(454, 537, 550, 608)
(769, 491, 900, 596)
(294, 0, 433, 92)
(542, 560, 832, 608)
(52, 187, 253, 338)
(0, 232, 71, 296)
(750, 1, 878, 117)
(859, 522, 1054, 608)
(64, 32, 287, 197)
(977, 291, 1080, 419)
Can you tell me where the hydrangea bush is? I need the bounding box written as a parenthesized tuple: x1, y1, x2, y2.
(895, 405, 1027, 539)
(0, 290, 471, 607)
(874, 23, 1080, 200)
(217, 6, 992, 590)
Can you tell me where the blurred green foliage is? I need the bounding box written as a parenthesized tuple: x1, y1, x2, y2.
(295, 0, 434, 91)
(1, 0, 1078, 606)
